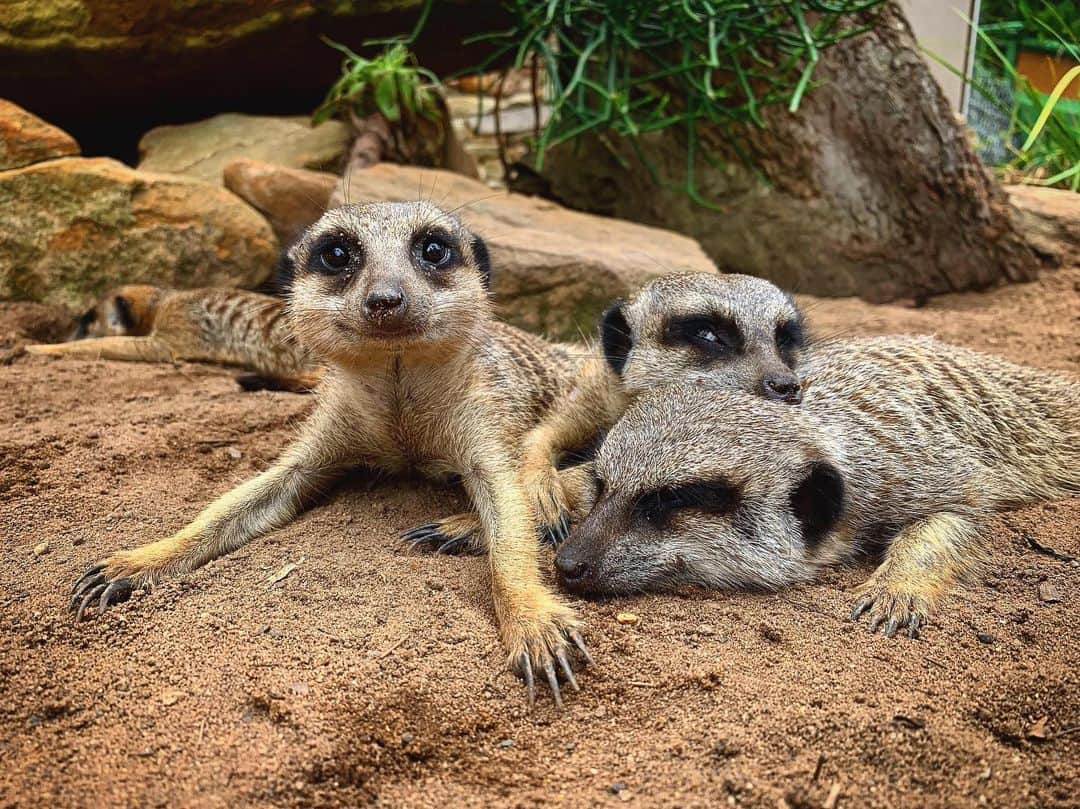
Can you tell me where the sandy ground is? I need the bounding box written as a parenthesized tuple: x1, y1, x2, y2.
(0, 268, 1077, 808)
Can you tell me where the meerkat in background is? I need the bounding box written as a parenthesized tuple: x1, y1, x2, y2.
(554, 336, 1079, 638)
(69, 201, 590, 706)
(405, 272, 808, 551)
(26, 285, 321, 392)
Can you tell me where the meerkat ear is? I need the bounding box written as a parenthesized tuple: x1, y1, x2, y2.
(600, 301, 632, 376)
(111, 294, 136, 332)
(470, 235, 492, 290)
(72, 307, 98, 339)
(790, 461, 845, 547)
(274, 249, 297, 294)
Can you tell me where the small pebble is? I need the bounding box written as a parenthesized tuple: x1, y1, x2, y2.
(32, 541, 49, 556)
(1038, 582, 1062, 603)
(498, 738, 514, 749)
(976, 633, 995, 645)
(609, 782, 626, 795)
(226, 447, 242, 460)
(616, 612, 640, 625)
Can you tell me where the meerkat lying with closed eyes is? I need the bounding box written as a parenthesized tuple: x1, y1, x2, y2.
(69, 201, 591, 706)
(405, 272, 808, 551)
(554, 336, 1079, 638)
(26, 284, 321, 392)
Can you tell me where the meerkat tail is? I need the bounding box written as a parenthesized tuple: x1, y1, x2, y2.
(26, 336, 176, 363)
(851, 511, 985, 638)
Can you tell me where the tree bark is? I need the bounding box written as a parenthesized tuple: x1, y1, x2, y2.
(536, 2, 1039, 302)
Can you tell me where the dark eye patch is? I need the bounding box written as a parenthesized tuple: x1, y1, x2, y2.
(775, 318, 806, 363)
(664, 315, 744, 356)
(308, 233, 360, 276)
(634, 480, 740, 528)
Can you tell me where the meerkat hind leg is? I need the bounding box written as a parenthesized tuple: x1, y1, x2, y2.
(26, 336, 175, 363)
(850, 512, 983, 639)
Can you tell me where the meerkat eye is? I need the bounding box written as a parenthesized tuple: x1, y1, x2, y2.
(318, 242, 352, 272)
(421, 235, 452, 267)
(634, 481, 740, 528)
(665, 316, 743, 354)
(776, 320, 805, 352)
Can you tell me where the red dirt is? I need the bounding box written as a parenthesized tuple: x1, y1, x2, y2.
(1, 269, 1077, 808)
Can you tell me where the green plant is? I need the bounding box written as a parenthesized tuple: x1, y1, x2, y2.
(463, 0, 886, 203)
(313, 41, 442, 126)
(958, 1, 1080, 190)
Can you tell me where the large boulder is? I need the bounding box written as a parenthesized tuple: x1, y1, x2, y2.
(138, 114, 350, 185)
(0, 157, 278, 309)
(0, 2, 507, 160)
(0, 98, 78, 170)
(224, 160, 717, 340)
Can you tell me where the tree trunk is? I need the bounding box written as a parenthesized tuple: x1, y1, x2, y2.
(536, 2, 1039, 302)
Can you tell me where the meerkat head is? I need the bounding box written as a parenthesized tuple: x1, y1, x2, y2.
(554, 385, 846, 596)
(72, 285, 162, 340)
(281, 201, 493, 365)
(600, 272, 807, 403)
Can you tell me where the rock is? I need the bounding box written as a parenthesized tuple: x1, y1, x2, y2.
(138, 114, 350, 186)
(616, 612, 640, 625)
(0, 157, 277, 310)
(1, 2, 507, 161)
(32, 541, 49, 556)
(159, 688, 184, 706)
(341, 164, 717, 339)
(1037, 581, 1062, 603)
(224, 159, 336, 247)
(1007, 184, 1080, 264)
(0, 99, 79, 170)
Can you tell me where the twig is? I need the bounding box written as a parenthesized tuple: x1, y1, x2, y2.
(375, 636, 408, 659)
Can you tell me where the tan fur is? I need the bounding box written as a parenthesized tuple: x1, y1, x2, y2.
(70, 202, 591, 703)
(555, 335, 1079, 638)
(27, 285, 320, 391)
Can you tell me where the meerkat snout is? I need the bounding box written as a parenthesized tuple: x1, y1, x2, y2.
(761, 370, 802, 403)
(362, 285, 408, 322)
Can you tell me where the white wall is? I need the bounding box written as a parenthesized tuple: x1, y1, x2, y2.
(898, 0, 981, 114)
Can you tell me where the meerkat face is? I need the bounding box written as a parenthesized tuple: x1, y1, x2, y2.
(554, 386, 846, 596)
(282, 202, 492, 364)
(600, 273, 806, 403)
(72, 285, 161, 339)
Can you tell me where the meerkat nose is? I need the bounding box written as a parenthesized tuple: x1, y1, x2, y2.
(762, 373, 802, 404)
(554, 548, 593, 589)
(363, 288, 407, 319)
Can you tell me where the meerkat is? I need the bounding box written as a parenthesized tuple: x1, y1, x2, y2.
(69, 201, 590, 706)
(553, 336, 1079, 638)
(405, 272, 808, 551)
(26, 284, 321, 392)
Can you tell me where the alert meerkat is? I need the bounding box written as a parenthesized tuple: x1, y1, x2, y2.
(554, 336, 1079, 638)
(26, 285, 321, 392)
(69, 201, 591, 706)
(405, 272, 808, 550)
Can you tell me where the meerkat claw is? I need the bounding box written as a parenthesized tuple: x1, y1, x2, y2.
(543, 660, 563, 709)
(884, 617, 900, 638)
(70, 564, 133, 621)
(568, 627, 593, 665)
(850, 596, 873, 622)
(516, 654, 536, 707)
(907, 615, 922, 639)
(401, 516, 484, 556)
(556, 648, 579, 691)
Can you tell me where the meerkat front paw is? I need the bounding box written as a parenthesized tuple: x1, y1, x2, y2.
(401, 512, 486, 556)
(849, 573, 933, 639)
(501, 594, 592, 708)
(522, 465, 572, 545)
(69, 553, 145, 621)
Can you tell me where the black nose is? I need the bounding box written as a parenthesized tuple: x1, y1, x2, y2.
(762, 373, 802, 403)
(364, 289, 406, 318)
(555, 549, 592, 585)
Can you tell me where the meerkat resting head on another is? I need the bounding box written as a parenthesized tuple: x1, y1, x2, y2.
(601, 272, 807, 403)
(555, 337, 1079, 638)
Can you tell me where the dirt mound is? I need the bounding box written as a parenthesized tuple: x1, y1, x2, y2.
(1, 270, 1077, 808)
